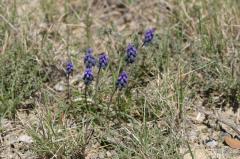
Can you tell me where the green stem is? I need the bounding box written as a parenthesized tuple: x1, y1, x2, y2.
(67, 74, 70, 100)
(95, 68, 101, 94)
(106, 88, 117, 118)
(85, 85, 88, 110)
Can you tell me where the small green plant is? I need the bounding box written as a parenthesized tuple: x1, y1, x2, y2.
(0, 51, 43, 118)
(2, 1, 240, 159)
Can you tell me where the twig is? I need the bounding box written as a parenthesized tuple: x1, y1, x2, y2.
(0, 14, 18, 31)
(198, 108, 240, 136)
(217, 117, 240, 136)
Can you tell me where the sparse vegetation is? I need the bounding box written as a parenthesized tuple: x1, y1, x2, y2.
(0, 0, 240, 159)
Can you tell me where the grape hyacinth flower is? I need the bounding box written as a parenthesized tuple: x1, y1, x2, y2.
(143, 28, 155, 46)
(83, 68, 94, 85)
(106, 71, 128, 116)
(84, 48, 96, 68)
(66, 61, 74, 99)
(95, 53, 109, 92)
(66, 62, 74, 75)
(98, 53, 109, 69)
(116, 71, 128, 90)
(126, 44, 137, 64)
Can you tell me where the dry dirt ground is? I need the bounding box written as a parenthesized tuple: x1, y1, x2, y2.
(0, 0, 240, 159)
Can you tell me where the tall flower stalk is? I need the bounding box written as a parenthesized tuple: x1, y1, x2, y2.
(83, 68, 94, 108)
(95, 53, 109, 92)
(66, 61, 73, 99)
(106, 71, 128, 117)
(141, 28, 156, 71)
(82, 48, 95, 108)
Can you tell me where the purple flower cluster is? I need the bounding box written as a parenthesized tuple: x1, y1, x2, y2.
(63, 28, 156, 115)
(66, 28, 155, 90)
(83, 49, 110, 86)
(84, 48, 96, 68)
(66, 62, 74, 75)
(83, 68, 94, 85)
(126, 44, 137, 64)
(98, 53, 109, 69)
(116, 71, 128, 90)
(143, 28, 155, 46)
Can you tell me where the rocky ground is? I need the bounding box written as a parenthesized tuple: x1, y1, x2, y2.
(1, 0, 240, 159)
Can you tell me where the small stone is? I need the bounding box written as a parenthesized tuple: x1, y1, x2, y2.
(196, 112, 205, 122)
(18, 135, 33, 144)
(188, 130, 198, 141)
(205, 139, 218, 148)
(106, 151, 112, 157)
(54, 81, 66, 91)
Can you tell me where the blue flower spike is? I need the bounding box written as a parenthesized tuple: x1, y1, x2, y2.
(66, 62, 74, 75)
(98, 53, 109, 69)
(84, 48, 96, 68)
(126, 43, 137, 64)
(116, 71, 128, 90)
(83, 68, 94, 85)
(143, 28, 156, 46)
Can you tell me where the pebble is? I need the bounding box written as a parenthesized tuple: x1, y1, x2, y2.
(18, 135, 33, 144)
(54, 81, 66, 91)
(206, 139, 218, 148)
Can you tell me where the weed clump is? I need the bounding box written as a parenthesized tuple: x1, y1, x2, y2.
(0, 52, 43, 117)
